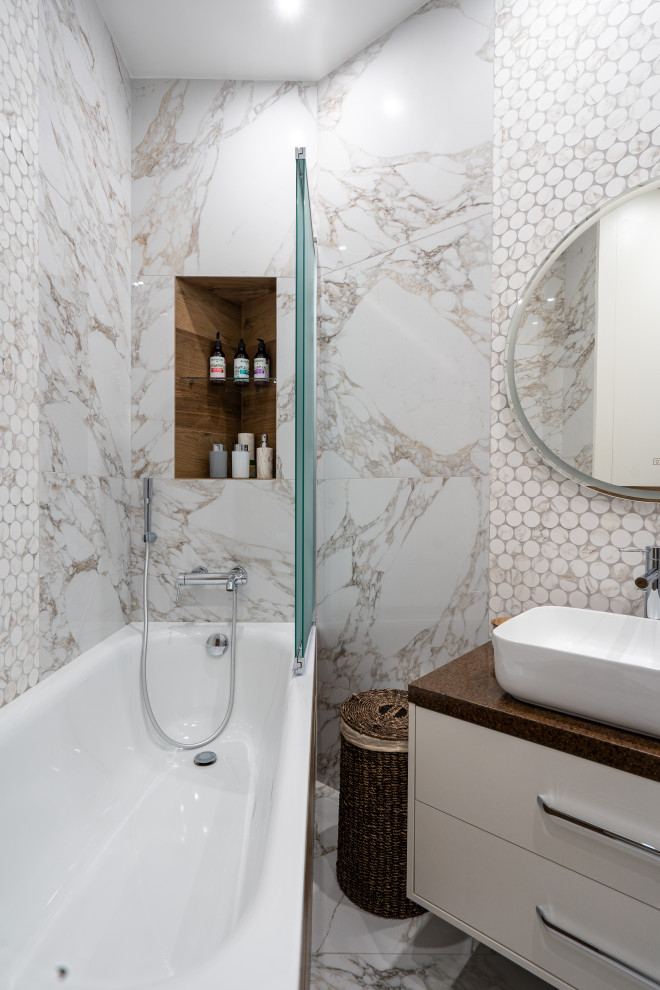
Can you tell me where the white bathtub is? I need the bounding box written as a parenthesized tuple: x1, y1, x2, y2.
(0, 621, 315, 990)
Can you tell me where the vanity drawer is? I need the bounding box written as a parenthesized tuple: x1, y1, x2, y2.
(413, 801, 660, 990)
(413, 706, 660, 908)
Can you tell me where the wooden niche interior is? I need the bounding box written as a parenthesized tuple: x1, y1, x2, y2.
(175, 276, 277, 478)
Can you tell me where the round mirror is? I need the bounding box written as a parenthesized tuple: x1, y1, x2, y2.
(506, 177, 660, 502)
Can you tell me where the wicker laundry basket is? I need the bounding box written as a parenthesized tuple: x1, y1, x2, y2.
(336, 689, 426, 919)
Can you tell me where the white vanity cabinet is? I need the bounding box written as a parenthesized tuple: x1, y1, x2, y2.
(408, 704, 660, 990)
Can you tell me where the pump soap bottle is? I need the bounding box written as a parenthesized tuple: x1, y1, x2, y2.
(234, 338, 249, 384)
(254, 339, 269, 382)
(210, 333, 226, 381)
(257, 434, 273, 479)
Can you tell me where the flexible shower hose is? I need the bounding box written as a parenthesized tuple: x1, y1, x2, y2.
(140, 540, 237, 750)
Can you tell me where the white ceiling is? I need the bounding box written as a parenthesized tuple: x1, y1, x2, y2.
(96, 0, 426, 81)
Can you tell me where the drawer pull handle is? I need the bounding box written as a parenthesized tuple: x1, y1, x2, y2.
(536, 907, 660, 989)
(537, 796, 660, 860)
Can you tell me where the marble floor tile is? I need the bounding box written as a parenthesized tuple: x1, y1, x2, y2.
(313, 784, 473, 960)
(311, 785, 553, 989)
(311, 949, 553, 990)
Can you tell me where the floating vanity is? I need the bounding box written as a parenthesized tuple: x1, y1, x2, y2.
(408, 643, 660, 990)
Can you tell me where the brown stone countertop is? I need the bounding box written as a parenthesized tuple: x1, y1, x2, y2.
(408, 641, 660, 783)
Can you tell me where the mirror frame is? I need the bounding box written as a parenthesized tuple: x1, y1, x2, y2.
(505, 175, 660, 503)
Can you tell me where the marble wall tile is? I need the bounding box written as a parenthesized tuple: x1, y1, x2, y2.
(316, 476, 488, 787)
(491, 0, 660, 619)
(0, 0, 39, 708)
(131, 79, 317, 278)
(40, 180, 131, 477)
(315, 0, 493, 785)
(317, 0, 493, 272)
(39, 0, 131, 258)
(37, 0, 133, 684)
(129, 479, 295, 624)
(131, 276, 175, 478)
(39, 472, 131, 675)
(39, 0, 132, 478)
(319, 217, 491, 480)
(275, 278, 296, 480)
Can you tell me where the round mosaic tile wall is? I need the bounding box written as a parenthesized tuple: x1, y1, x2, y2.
(0, 0, 39, 705)
(491, 0, 660, 619)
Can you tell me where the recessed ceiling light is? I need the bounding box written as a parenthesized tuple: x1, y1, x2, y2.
(338, 245, 346, 251)
(277, 0, 301, 17)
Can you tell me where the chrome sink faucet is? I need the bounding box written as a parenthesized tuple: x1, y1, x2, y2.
(623, 545, 660, 619)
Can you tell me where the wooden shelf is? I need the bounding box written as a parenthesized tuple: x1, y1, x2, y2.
(174, 276, 277, 479)
(179, 376, 277, 386)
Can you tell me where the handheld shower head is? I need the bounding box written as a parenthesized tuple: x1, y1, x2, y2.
(143, 478, 157, 542)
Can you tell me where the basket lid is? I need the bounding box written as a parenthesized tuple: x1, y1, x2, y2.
(340, 689, 409, 743)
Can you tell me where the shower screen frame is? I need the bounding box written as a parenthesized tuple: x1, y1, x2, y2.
(294, 148, 317, 662)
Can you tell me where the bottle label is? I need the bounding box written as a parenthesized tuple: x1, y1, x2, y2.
(254, 357, 269, 380)
(234, 357, 249, 380)
(210, 356, 226, 379)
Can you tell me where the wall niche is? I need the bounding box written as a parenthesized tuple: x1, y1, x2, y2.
(175, 276, 277, 479)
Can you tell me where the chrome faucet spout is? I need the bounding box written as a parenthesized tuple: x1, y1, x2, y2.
(623, 545, 660, 619)
(635, 567, 660, 591)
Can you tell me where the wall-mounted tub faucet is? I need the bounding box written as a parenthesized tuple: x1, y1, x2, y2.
(622, 546, 660, 619)
(177, 566, 248, 596)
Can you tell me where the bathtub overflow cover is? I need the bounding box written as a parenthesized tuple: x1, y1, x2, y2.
(194, 751, 217, 766)
(206, 633, 229, 657)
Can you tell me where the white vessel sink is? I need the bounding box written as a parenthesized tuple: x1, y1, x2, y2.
(492, 606, 660, 739)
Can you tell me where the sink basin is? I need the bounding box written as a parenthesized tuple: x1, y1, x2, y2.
(492, 606, 660, 739)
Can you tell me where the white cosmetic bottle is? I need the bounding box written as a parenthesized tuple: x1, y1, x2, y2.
(232, 443, 250, 478)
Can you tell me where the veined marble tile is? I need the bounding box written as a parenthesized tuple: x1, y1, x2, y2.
(275, 277, 295, 480)
(0, 466, 40, 703)
(39, 0, 131, 254)
(131, 79, 317, 278)
(131, 276, 175, 478)
(311, 947, 552, 989)
(318, 217, 491, 481)
(39, 472, 131, 675)
(311, 954, 473, 990)
(316, 476, 488, 787)
(313, 783, 474, 959)
(129, 479, 294, 623)
(0, 0, 39, 708)
(317, 0, 493, 272)
(40, 181, 131, 477)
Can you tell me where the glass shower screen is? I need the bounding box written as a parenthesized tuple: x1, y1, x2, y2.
(294, 149, 317, 661)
